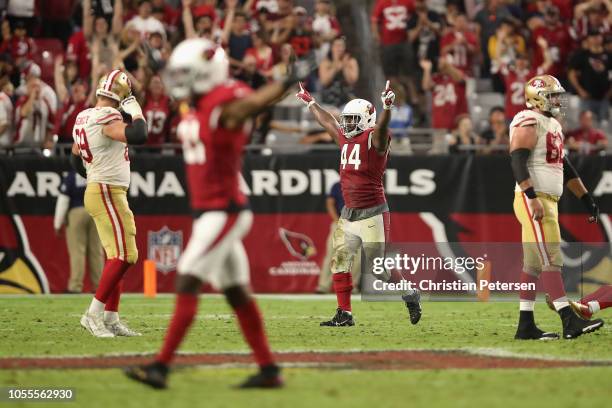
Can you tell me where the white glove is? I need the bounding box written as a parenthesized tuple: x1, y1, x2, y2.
(121, 96, 143, 119)
(381, 80, 395, 110)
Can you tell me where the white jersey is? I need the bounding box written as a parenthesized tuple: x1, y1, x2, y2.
(0, 91, 13, 147)
(510, 109, 564, 197)
(72, 106, 130, 187)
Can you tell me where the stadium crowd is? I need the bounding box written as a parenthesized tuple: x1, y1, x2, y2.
(0, 0, 610, 154)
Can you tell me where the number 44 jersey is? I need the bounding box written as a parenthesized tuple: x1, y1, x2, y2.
(509, 109, 564, 197)
(73, 107, 130, 187)
(338, 127, 389, 209)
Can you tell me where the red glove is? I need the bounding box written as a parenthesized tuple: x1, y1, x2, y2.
(296, 82, 315, 107)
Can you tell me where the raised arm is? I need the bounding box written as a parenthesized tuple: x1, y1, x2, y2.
(111, 0, 124, 36)
(54, 55, 69, 104)
(182, 0, 197, 39)
(371, 80, 394, 153)
(102, 97, 148, 144)
(420, 59, 433, 90)
(83, 0, 93, 38)
(563, 156, 599, 223)
(295, 82, 341, 142)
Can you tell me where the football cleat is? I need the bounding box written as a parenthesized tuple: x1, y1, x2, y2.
(105, 319, 142, 337)
(514, 325, 559, 340)
(124, 362, 168, 389)
(80, 311, 114, 338)
(560, 307, 604, 339)
(402, 289, 422, 325)
(570, 300, 593, 320)
(238, 365, 284, 389)
(320, 308, 355, 327)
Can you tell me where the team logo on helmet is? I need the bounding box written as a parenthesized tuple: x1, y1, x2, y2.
(530, 79, 545, 88)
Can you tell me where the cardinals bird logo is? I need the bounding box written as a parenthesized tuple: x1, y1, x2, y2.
(279, 228, 317, 260)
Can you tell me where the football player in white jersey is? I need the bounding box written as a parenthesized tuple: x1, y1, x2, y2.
(71, 70, 148, 338)
(509, 74, 604, 340)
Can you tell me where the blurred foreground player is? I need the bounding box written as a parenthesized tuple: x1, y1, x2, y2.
(72, 70, 148, 337)
(296, 82, 422, 327)
(547, 285, 612, 319)
(125, 38, 309, 389)
(509, 74, 604, 340)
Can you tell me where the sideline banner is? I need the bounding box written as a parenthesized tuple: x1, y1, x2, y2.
(1, 153, 610, 294)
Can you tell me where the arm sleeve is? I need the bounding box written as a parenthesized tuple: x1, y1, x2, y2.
(563, 155, 580, 184)
(70, 154, 87, 179)
(510, 148, 531, 184)
(125, 118, 148, 145)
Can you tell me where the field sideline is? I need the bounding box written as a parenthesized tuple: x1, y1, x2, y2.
(0, 295, 611, 407)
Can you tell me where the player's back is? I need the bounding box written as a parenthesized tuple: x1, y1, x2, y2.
(178, 80, 253, 211)
(509, 109, 564, 197)
(73, 106, 130, 187)
(337, 127, 388, 210)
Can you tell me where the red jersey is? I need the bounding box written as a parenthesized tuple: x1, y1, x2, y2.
(55, 99, 89, 143)
(66, 31, 91, 80)
(143, 94, 171, 145)
(531, 25, 573, 78)
(338, 128, 388, 209)
(431, 74, 468, 130)
(440, 30, 477, 74)
(371, 0, 415, 45)
(0, 36, 35, 61)
(178, 81, 253, 211)
(501, 67, 536, 120)
(566, 127, 607, 154)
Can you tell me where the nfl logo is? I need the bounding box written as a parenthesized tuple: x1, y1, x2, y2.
(147, 226, 183, 274)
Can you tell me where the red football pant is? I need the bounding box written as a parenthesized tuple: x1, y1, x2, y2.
(333, 272, 353, 312)
(234, 299, 274, 367)
(105, 280, 122, 312)
(95, 259, 130, 304)
(157, 293, 199, 364)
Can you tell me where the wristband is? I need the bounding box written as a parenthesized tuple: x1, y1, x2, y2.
(523, 187, 537, 199)
(581, 193, 595, 211)
(307, 100, 315, 108)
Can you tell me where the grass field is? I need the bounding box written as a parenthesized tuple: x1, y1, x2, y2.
(0, 295, 611, 407)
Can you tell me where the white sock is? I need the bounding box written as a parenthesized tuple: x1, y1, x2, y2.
(553, 298, 570, 311)
(588, 301, 601, 314)
(88, 298, 105, 314)
(104, 311, 119, 323)
(519, 300, 535, 311)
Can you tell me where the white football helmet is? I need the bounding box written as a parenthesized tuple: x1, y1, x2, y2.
(340, 98, 377, 138)
(164, 38, 229, 99)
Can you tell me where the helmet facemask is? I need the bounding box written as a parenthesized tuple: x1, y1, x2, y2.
(542, 91, 567, 117)
(340, 114, 364, 138)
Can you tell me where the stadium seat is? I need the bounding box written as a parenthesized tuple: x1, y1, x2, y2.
(32, 38, 64, 88)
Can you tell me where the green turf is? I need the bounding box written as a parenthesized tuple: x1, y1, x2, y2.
(1, 295, 611, 407)
(0, 295, 610, 359)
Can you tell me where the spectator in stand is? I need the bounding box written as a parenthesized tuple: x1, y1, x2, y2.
(54, 171, 103, 294)
(223, 1, 253, 76)
(0, 76, 13, 148)
(371, 0, 416, 87)
(574, 0, 611, 39)
(16, 62, 58, 125)
(245, 30, 274, 75)
(269, 0, 296, 47)
(126, 0, 166, 40)
(312, 0, 341, 64)
(474, 0, 513, 76)
(80, 0, 124, 75)
(420, 56, 468, 130)
(407, 0, 442, 63)
(182, 0, 221, 41)
(388, 82, 413, 136)
(142, 29, 171, 72)
(151, 0, 179, 32)
(13, 76, 54, 148)
(319, 36, 359, 108)
(566, 110, 608, 154)
(529, 5, 574, 83)
(568, 29, 611, 121)
(269, 42, 295, 81)
(440, 13, 478, 76)
(288, 7, 314, 60)
(488, 18, 525, 92)
(54, 56, 90, 144)
(479, 106, 509, 154)
(142, 75, 172, 146)
(495, 38, 553, 120)
(237, 53, 268, 90)
(0, 19, 35, 70)
(447, 114, 477, 154)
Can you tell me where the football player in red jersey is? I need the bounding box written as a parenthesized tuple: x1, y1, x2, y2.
(142, 75, 172, 146)
(296, 81, 422, 327)
(125, 38, 310, 389)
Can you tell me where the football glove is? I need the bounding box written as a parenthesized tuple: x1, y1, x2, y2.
(381, 80, 395, 110)
(120, 96, 144, 119)
(296, 82, 315, 107)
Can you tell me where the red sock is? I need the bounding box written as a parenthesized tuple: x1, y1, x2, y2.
(157, 293, 199, 365)
(541, 270, 566, 302)
(105, 280, 122, 312)
(95, 259, 131, 304)
(333, 272, 353, 312)
(234, 299, 274, 367)
(519, 272, 538, 301)
(581, 285, 612, 309)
